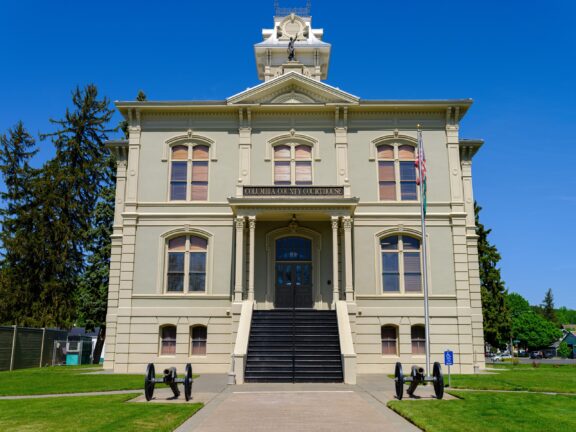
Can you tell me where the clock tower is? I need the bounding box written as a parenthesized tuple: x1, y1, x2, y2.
(254, 2, 331, 81)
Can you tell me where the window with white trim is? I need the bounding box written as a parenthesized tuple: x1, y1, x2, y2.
(166, 235, 207, 293)
(160, 325, 177, 355)
(381, 325, 398, 355)
(377, 144, 417, 201)
(190, 325, 207, 356)
(170, 145, 209, 201)
(411, 325, 426, 355)
(380, 235, 422, 293)
(274, 144, 312, 185)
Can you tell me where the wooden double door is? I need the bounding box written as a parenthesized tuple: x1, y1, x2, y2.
(274, 237, 313, 309)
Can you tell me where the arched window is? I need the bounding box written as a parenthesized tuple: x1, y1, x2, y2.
(381, 325, 398, 355)
(167, 235, 208, 293)
(377, 144, 417, 201)
(160, 325, 177, 355)
(411, 325, 426, 355)
(190, 325, 207, 356)
(169, 144, 209, 201)
(380, 235, 422, 293)
(274, 144, 312, 185)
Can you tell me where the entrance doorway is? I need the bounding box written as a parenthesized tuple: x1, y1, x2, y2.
(275, 237, 313, 309)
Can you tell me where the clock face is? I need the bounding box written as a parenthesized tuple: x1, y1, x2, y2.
(284, 21, 301, 37)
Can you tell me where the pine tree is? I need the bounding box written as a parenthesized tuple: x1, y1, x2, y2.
(541, 288, 557, 324)
(0, 122, 38, 325)
(476, 202, 511, 348)
(32, 84, 115, 327)
(76, 155, 115, 362)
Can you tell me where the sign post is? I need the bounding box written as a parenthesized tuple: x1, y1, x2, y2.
(444, 349, 454, 387)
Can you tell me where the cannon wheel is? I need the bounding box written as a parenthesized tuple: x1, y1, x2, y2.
(433, 362, 444, 400)
(145, 363, 156, 401)
(184, 363, 193, 401)
(394, 362, 404, 400)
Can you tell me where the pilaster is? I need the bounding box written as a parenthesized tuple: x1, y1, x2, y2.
(234, 217, 245, 301)
(335, 107, 351, 197)
(125, 109, 141, 207)
(342, 216, 354, 302)
(247, 216, 256, 301)
(237, 109, 252, 197)
(331, 216, 340, 304)
(445, 107, 464, 211)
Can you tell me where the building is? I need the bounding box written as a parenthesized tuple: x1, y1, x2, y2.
(103, 6, 486, 382)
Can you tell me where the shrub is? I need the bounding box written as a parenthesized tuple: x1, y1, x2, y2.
(557, 341, 571, 358)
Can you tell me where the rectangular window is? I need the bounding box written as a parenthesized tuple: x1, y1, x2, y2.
(191, 326, 207, 356)
(167, 252, 185, 292)
(400, 161, 417, 200)
(379, 161, 396, 200)
(295, 161, 312, 185)
(381, 326, 398, 355)
(170, 161, 188, 200)
(191, 161, 209, 200)
(411, 326, 426, 355)
(404, 252, 422, 292)
(161, 326, 177, 355)
(274, 161, 291, 185)
(382, 253, 400, 292)
(189, 253, 207, 292)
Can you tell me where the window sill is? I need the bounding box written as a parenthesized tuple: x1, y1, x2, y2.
(133, 294, 231, 300)
(356, 294, 456, 300)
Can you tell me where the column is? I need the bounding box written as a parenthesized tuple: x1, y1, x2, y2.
(234, 217, 245, 302)
(331, 216, 340, 304)
(342, 216, 354, 302)
(247, 216, 256, 301)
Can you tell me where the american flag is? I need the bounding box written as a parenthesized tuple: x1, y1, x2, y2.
(415, 129, 427, 215)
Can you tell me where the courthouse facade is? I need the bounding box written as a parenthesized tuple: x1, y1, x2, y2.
(104, 10, 485, 381)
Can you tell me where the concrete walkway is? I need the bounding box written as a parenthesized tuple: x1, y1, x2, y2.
(174, 375, 431, 432)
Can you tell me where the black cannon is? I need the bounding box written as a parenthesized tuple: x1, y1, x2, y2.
(394, 361, 444, 400)
(144, 363, 193, 401)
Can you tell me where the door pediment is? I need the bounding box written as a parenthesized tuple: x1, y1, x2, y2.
(227, 72, 359, 105)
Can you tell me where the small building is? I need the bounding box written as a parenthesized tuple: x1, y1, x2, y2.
(103, 5, 486, 382)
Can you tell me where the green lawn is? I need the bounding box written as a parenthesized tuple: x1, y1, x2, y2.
(0, 393, 202, 432)
(449, 364, 576, 393)
(0, 366, 144, 396)
(388, 391, 576, 432)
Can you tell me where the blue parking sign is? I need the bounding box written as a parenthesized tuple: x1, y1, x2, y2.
(444, 350, 454, 366)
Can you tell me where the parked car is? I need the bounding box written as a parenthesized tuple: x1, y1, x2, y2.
(492, 353, 512, 362)
(530, 351, 543, 359)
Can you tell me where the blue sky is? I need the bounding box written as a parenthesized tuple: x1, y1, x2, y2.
(1, 1, 575, 308)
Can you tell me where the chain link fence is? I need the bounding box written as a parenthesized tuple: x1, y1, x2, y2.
(0, 326, 67, 371)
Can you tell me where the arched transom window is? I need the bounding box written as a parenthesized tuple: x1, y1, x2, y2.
(170, 144, 209, 201)
(167, 235, 207, 293)
(274, 144, 312, 185)
(380, 235, 422, 293)
(377, 144, 417, 201)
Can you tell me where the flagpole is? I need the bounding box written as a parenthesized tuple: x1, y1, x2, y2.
(417, 125, 431, 377)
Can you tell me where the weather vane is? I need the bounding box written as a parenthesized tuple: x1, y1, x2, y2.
(274, 0, 311, 17)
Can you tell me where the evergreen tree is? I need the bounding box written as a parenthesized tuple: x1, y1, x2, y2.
(541, 288, 557, 324)
(476, 202, 510, 348)
(32, 84, 115, 327)
(0, 122, 38, 325)
(76, 155, 115, 362)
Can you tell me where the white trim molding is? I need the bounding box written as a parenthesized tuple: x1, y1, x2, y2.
(162, 131, 217, 162)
